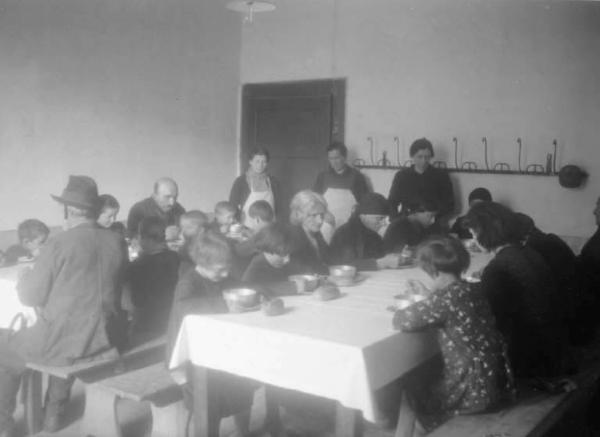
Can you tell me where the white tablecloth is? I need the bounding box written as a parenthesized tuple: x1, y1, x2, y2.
(0, 264, 37, 330)
(168, 252, 493, 422)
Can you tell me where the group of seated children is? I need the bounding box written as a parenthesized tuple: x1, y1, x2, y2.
(3, 186, 599, 437)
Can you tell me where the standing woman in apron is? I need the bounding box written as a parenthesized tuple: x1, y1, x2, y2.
(313, 142, 370, 243)
(229, 147, 280, 228)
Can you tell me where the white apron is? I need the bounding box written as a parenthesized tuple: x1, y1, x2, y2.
(321, 188, 357, 243)
(242, 177, 275, 228)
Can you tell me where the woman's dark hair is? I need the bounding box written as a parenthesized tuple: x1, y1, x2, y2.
(409, 138, 434, 158)
(464, 201, 520, 250)
(327, 141, 348, 157)
(254, 223, 292, 256)
(98, 194, 120, 211)
(248, 147, 270, 162)
(416, 236, 470, 277)
(467, 187, 492, 205)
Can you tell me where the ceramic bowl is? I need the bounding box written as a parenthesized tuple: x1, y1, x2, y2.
(328, 265, 357, 286)
(223, 288, 259, 312)
(288, 274, 320, 293)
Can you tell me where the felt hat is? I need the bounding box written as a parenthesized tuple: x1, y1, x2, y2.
(51, 175, 99, 209)
(357, 193, 391, 216)
(558, 165, 587, 189)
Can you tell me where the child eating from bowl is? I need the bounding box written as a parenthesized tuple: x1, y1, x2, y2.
(4, 219, 50, 266)
(242, 223, 307, 296)
(167, 229, 256, 436)
(391, 236, 514, 434)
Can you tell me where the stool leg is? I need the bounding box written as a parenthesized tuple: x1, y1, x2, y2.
(81, 385, 122, 437)
(22, 370, 43, 435)
(150, 400, 187, 437)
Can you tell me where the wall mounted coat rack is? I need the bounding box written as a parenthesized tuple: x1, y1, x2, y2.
(353, 136, 560, 177)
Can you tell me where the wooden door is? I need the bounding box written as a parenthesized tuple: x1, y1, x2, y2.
(241, 79, 345, 219)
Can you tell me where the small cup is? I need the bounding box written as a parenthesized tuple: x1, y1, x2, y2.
(289, 275, 319, 293)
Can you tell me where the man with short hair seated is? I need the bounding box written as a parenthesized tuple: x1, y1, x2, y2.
(126, 177, 186, 239)
(0, 175, 127, 436)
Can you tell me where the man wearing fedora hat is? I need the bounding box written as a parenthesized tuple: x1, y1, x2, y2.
(126, 177, 186, 239)
(0, 175, 127, 436)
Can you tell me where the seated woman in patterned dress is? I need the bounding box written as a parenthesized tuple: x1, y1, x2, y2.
(392, 236, 514, 433)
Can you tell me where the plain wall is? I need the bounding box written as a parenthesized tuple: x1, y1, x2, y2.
(0, 0, 241, 231)
(240, 0, 600, 238)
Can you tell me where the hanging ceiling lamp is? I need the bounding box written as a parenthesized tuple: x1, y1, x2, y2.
(226, 1, 276, 23)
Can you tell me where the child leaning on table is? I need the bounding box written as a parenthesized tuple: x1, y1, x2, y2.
(391, 236, 515, 433)
(242, 222, 307, 296)
(166, 229, 257, 437)
(4, 219, 50, 266)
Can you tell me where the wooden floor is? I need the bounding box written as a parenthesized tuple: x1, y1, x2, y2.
(10, 381, 393, 437)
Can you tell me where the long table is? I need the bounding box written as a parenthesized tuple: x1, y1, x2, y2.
(168, 251, 493, 436)
(0, 263, 36, 329)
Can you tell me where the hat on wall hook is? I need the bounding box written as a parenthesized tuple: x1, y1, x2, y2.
(558, 164, 587, 189)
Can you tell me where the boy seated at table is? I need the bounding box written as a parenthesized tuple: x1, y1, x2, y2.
(212, 201, 240, 236)
(177, 210, 210, 274)
(233, 200, 276, 265)
(383, 201, 438, 254)
(126, 216, 180, 345)
(449, 187, 492, 239)
(3, 219, 50, 266)
(391, 236, 514, 434)
(242, 223, 307, 296)
(167, 229, 256, 437)
(329, 193, 403, 271)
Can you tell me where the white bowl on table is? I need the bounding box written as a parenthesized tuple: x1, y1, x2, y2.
(223, 288, 260, 313)
(328, 265, 357, 287)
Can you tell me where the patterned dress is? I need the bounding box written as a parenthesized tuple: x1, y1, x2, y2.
(393, 280, 514, 429)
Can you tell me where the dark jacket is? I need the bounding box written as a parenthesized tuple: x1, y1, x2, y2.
(329, 215, 385, 270)
(126, 197, 185, 238)
(388, 165, 454, 217)
(383, 217, 428, 253)
(167, 269, 238, 358)
(128, 249, 180, 341)
(313, 166, 369, 202)
(479, 245, 567, 378)
(16, 222, 127, 366)
(229, 174, 282, 217)
(289, 225, 330, 275)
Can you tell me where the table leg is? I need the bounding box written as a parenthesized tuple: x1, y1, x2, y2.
(394, 390, 417, 437)
(335, 402, 363, 437)
(190, 365, 220, 437)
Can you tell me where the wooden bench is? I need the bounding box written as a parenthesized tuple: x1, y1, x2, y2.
(22, 337, 166, 435)
(81, 362, 186, 437)
(424, 367, 600, 437)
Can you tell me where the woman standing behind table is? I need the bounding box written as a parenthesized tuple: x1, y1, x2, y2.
(313, 142, 370, 236)
(229, 147, 282, 227)
(288, 190, 331, 275)
(465, 202, 568, 379)
(388, 138, 454, 223)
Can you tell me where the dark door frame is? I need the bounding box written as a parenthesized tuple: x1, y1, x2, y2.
(239, 78, 346, 172)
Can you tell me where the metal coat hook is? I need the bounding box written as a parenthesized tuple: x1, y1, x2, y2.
(482, 137, 490, 170)
(552, 139, 558, 174)
(367, 136, 375, 165)
(394, 136, 401, 166)
(453, 137, 459, 169)
(517, 137, 522, 172)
